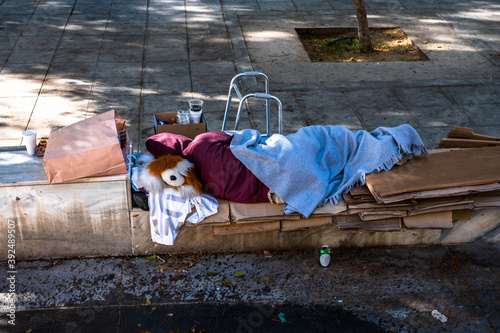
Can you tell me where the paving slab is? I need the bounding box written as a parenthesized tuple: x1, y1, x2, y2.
(0, 0, 496, 148)
(238, 13, 500, 85)
(0, 5, 500, 332)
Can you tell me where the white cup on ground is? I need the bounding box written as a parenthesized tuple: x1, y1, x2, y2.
(22, 130, 37, 155)
(189, 110, 203, 124)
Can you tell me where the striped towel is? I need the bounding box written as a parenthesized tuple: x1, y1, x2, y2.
(148, 188, 218, 245)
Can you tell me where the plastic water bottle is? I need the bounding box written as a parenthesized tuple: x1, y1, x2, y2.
(319, 245, 331, 267)
(176, 110, 190, 124)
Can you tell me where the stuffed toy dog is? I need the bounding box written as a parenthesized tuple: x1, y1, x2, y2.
(137, 153, 203, 199)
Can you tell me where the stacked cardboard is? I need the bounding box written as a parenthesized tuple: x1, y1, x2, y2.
(211, 201, 346, 236)
(190, 127, 500, 235)
(185, 198, 348, 235)
(439, 126, 500, 148)
(340, 135, 500, 231)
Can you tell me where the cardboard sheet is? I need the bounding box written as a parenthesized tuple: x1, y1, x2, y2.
(359, 211, 407, 221)
(212, 221, 280, 236)
(230, 202, 300, 223)
(444, 126, 500, 141)
(371, 183, 500, 204)
(335, 215, 401, 231)
(407, 196, 474, 216)
(186, 199, 231, 226)
(230, 200, 347, 223)
(281, 216, 332, 232)
(452, 210, 471, 220)
(346, 199, 414, 214)
(403, 211, 453, 229)
(349, 185, 375, 201)
(472, 195, 500, 208)
(366, 146, 500, 198)
(439, 138, 500, 148)
(310, 200, 347, 216)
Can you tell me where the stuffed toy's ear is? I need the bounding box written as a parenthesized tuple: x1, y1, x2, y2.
(135, 152, 155, 168)
(147, 155, 188, 176)
(184, 167, 203, 195)
(139, 154, 200, 196)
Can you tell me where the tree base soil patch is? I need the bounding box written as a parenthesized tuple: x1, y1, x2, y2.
(296, 27, 429, 62)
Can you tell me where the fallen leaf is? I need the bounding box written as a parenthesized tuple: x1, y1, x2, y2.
(207, 271, 219, 276)
(146, 298, 151, 306)
(221, 280, 231, 287)
(146, 254, 157, 262)
(172, 275, 184, 281)
(167, 313, 174, 317)
(235, 271, 245, 278)
(26, 329, 32, 333)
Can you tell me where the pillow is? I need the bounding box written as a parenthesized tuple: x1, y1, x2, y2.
(183, 132, 269, 203)
(144, 131, 269, 203)
(145, 133, 192, 158)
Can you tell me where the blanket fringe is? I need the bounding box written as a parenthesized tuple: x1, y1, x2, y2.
(320, 143, 427, 208)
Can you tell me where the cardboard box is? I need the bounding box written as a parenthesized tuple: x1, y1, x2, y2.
(154, 112, 207, 139)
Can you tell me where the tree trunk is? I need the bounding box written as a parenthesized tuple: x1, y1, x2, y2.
(352, 0, 373, 53)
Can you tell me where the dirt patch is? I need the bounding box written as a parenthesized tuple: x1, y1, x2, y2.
(296, 27, 429, 62)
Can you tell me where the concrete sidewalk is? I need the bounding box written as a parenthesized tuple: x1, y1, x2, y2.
(0, 0, 499, 152)
(1, 244, 499, 332)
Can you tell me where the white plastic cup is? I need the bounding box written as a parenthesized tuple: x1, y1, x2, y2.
(22, 130, 37, 155)
(189, 110, 203, 123)
(188, 99, 203, 112)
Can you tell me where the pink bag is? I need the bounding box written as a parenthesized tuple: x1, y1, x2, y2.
(43, 110, 130, 184)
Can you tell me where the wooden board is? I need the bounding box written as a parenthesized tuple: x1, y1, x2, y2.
(366, 146, 500, 198)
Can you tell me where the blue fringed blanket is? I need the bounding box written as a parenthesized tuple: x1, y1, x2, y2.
(230, 125, 427, 217)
